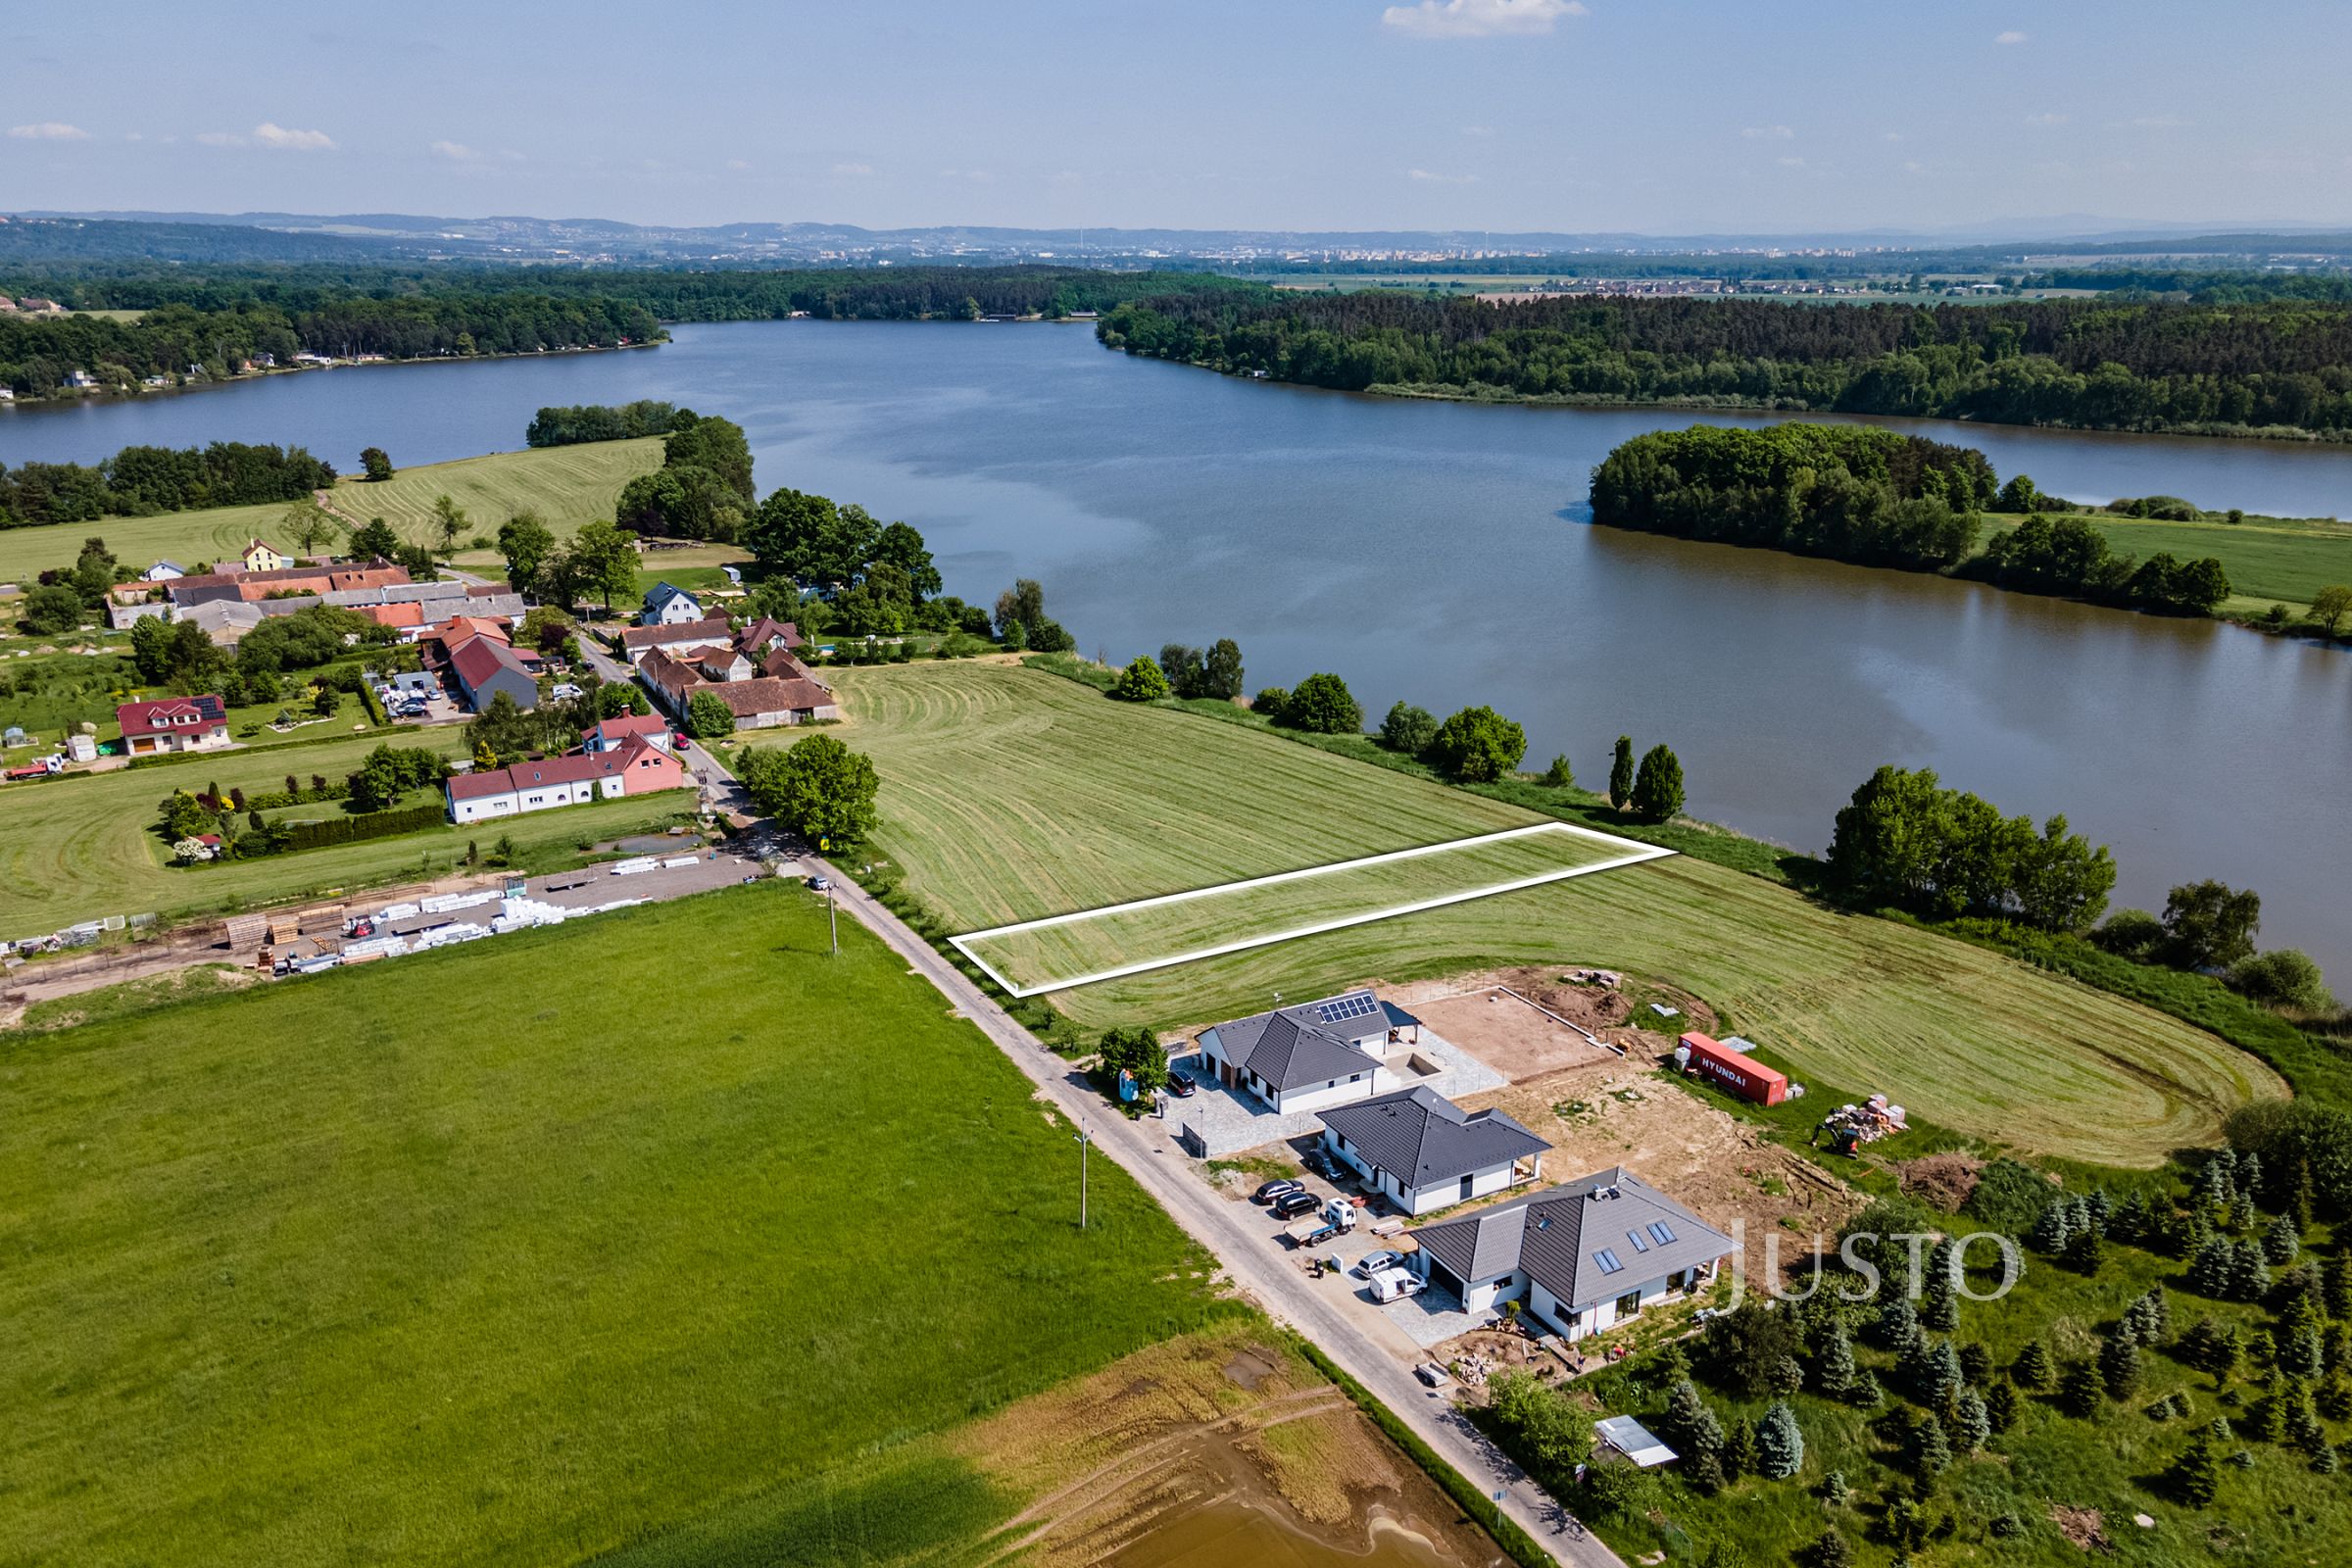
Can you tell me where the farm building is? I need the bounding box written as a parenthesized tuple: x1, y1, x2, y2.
(116, 695, 231, 756)
(444, 633, 540, 712)
(445, 736, 685, 824)
(1678, 1031, 1788, 1106)
(636, 648, 839, 731)
(617, 616, 736, 663)
(1405, 1166, 1733, 1341)
(1194, 990, 1425, 1115)
(640, 582, 707, 625)
(1317, 1087, 1550, 1215)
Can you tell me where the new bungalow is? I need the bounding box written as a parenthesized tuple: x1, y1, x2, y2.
(1405, 1167, 1734, 1342)
(445, 633, 540, 712)
(641, 582, 707, 625)
(1317, 1087, 1550, 1215)
(117, 694, 231, 756)
(445, 736, 685, 824)
(617, 616, 736, 663)
(1195, 990, 1425, 1115)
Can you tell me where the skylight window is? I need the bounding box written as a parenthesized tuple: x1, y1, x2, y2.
(1648, 1221, 1678, 1246)
(1594, 1248, 1625, 1274)
(1626, 1229, 1649, 1252)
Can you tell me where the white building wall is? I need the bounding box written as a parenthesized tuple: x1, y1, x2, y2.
(1274, 1070, 1392, 1116)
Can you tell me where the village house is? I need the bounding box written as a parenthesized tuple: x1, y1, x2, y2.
(241, 538, 291, 572)
(116, 695, 232, 756)
(640, 582, 707, 625)
(1316, 1087, 1550, 1215)
(141, 560, 186, 582)
(1405, 1167, 1735, 1341)
(1194, 990, 1426, 1115)
(636, 647, 839, 731)
(582, 713, 673, 752)
(616, 615, 737, 663)
(444, 633, 540, 712)
(444, 735, 685, 824)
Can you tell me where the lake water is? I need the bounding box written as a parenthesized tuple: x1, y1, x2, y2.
(6, 322, 2349, 974)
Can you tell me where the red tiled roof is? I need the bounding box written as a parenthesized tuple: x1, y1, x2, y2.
(117, 694, 227, 739)
(357, 602, 426, 629)
(736, 616, 801, 653)
(711, 675, 836, 717)
(619, 615, 733, 652)
(447, 633, 532, 689)
(584, 713, 669, 744)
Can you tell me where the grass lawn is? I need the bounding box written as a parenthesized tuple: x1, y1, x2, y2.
(1981, 511, 2352, 612)
(827, 662, 2284, 1168)
(0, 883, 1239, 1566)
(0, 728, 683, 932)
(1574, 1217, 2352, 1567)
(0, 641, 380, 753)
(0, 439, 662, 585)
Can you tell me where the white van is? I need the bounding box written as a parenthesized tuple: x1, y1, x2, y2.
(1367, 1266, 1424, 1304)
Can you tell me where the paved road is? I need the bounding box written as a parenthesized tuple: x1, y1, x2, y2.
(812, 861, 1625, 1568)
(582, 641, 750, 817)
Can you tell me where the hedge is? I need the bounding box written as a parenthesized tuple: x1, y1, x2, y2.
(278, 801, 446, 852)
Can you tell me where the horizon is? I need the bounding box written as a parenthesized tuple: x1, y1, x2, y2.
(8, 0, 2351, 235)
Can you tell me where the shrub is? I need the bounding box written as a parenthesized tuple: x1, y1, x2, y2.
(1379, 700, 1438, 755)
(685, 689, 736, 739)
(1426, 705, 1528, 783)
(1630, 743, 1685, 822)
(1251, 685, 1290, 717)
(1110, 656, 1171, 702)
(1279, 672, 1363, 734)
(2230, 949, 2334, 1013)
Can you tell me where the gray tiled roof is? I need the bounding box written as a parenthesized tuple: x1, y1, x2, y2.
(1408, 1167, 1734, 1311)
(1318, 1088, 1550, 1189)
(1200, 989, 1385, 1092)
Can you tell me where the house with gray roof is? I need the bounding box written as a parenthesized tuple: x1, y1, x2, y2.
(1194, 989, 1423, 1115)
(1406, 1167, 1734, 1340)
(1317, 1087, 1550, 1215)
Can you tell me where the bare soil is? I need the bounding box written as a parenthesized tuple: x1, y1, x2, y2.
(1397, 986, 1620, 1083)
(1898, 1152, 1987, 1213)
(1391, 965, 1717, 1059)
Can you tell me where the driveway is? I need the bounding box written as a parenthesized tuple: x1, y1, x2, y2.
(812, 862, 1623, 1567)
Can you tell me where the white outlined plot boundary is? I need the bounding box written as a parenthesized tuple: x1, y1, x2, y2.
(948, 820, 1674, 998)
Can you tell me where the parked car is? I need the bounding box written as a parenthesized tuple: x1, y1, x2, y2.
(672, 732, 693, 749)
(1164, 1071, 1197, 1099)
(1367, 1266, 1425, 1303)
(1252, 1179, 1304, 1205)
(1353, 1249, 1404, 1278)
(807, 874, 831, 892)
(1271, 1189, 1321, 1219)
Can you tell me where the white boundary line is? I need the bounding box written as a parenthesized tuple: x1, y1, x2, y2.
(948, 820, 1673, 998)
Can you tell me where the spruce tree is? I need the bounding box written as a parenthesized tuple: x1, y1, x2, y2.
(2323, 1251, 2352, 1320)
(1820, 1469, 1851, 1505)
(1958, 1341, 1993, 1386)
(2099, 1333, 2141, 1400)
(2060, 1359, 2106, 1417)
(2230, 1240, 2273, 1301)
(2263, 1213, 2302, 1267)
(1815, 1324, 1859, 1400)
(1875, 1293, 1923, 1354)
(2169, 1433, 2220, 1507)
(1906, 1408, 1951, 1474)
(2013, 1339, 2055, 1392)
(1723, 1417, 1758, 1481)
(2188, 1238, 2238, 1298)
(2062, 1225, 2105, 1274)
(1984, 1378, 2020, 1433)
(1756, 1400, 1804, 1479)
(1629, 743, 1685, 823)
(1812, 1525, 1854, 1568)
(1921, 1270, 1959, 1332)
(1949, 1387, 1992, 1452)
(2030, 1200, 2076, 1253)
(1662, 1378, 1726, 1462)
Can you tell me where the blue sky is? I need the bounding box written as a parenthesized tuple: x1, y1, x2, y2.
(6, 0, 2349, 234)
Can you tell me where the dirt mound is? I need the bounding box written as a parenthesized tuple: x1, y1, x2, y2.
(2050, 1503, 2113, 1553)
(1898, 1152, 1985, 1213)
(1392, 965, 1717, 1056)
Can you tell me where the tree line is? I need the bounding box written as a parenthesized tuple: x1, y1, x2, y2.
(1096, 290, 2352, 438)
(524, 401, 687, 447)
(0, 440, 335, 529)
(1590, 423, 2232, 615)
(0, 291, 662, 400)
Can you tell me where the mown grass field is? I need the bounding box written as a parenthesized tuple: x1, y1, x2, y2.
(963, 823, 1637, 993)
(0, 884, 1238, 1566)
(0, 728, 680, 931)
(0, 439, 662, 584)
(1982, 510, 2352, 612)
(832, 662, 2284, 1167)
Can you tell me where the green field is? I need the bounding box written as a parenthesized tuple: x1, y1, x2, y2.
(0, 439, 662, 585)
(963, 822, 1639, 994)
(0, 729, 682, 932)
(0, 884, 1236, 1566)
(832, 662, 2284, 1167)
(1983, 510, 2352, 612)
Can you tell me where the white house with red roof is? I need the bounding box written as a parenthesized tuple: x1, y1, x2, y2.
(116, 695, 232, 756)
(445, 735, 685, 825)
(581, 713, 673, 753)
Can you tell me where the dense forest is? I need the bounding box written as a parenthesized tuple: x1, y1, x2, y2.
(0, 441, 335, 529)
(1591, 423, 2233, 615)
(0, 291, 663, 399)
(1097, 291, 2352, 437)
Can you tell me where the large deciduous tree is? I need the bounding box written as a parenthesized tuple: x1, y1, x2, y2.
(738, 732, 880, 848)
(1279, 672, 1362, 734)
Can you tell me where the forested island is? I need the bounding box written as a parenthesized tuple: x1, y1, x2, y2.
(1097, 291, 2352, 439)
(1590, 424, 2260, 620)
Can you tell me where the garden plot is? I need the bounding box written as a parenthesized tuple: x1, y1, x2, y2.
(953, 821, 1668, 997)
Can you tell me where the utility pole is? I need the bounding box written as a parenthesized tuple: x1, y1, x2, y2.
(827, 878, 838, 956)
(1075, 1113, 1092, 1229)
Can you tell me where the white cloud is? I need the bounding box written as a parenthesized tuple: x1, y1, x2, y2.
(196, 130, 245, 147)
(1740, 124, 1794, 140)
(1407, 168, 1481, 183)
(253, 122, 335, 151)
(7, 121, 88, 140)
(832, 161, 875, 176)
(431, 139, 484, 162)
(1776, 156, 1805, 168)
(1382, 0, 1587, 40)
(1994, 29, 2027, 44)
(2023, 111, 2069, 126)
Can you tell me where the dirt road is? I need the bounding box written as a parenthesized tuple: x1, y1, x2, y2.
(814, 862, 1626, 1568)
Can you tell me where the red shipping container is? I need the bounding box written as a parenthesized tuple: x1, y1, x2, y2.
(1680, 1031, 1788, 1106)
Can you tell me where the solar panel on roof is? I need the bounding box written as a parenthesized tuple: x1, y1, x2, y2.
(1595, 1249, 1625, 1274)
(1315, 993, 1380, 1024)
(1648, 1221, 1678, 1246)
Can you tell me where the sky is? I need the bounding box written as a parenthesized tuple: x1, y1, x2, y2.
(7, 0, 2352, 237)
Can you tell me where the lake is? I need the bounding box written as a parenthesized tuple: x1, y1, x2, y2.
(6, 321, 2349, 975)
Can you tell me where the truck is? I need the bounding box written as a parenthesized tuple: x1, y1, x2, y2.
(1284, 1198, 1358, 1249)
